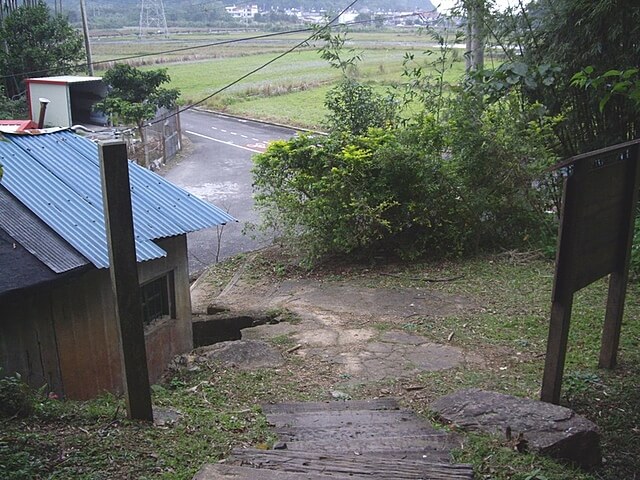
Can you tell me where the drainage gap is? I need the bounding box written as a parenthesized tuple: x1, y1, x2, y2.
(192, 308, 292, 347)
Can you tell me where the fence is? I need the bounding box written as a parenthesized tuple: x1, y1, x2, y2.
(127, 107, 182, 169)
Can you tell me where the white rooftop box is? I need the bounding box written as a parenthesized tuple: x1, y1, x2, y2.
(26, 76, 108, 128)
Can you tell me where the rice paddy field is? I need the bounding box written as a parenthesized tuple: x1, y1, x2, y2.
(91, 28, 468, 128)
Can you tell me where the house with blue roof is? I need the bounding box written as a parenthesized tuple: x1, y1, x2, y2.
(0, 129, 235, 399)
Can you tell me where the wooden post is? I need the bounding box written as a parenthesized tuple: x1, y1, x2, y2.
(599, 146, 640, 368)
(99, 140, 153, 422)
(541, 295, 573, 404)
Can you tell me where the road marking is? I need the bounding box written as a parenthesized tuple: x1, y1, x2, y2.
(241, 135, 248, 138)
(220, 129, 227, 133)
(230, 132, 238, 136)
(186, 130, 263, 153)
(252, 138, 260, 142)
(211, 126, 218, 130)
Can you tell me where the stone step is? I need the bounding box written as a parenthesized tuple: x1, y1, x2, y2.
(230, 448, 474, 479)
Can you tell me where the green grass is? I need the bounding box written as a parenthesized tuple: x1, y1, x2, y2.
(91, 29, 467, 127)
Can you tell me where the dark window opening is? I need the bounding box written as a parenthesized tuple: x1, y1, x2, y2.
(141, 272, 176, 325)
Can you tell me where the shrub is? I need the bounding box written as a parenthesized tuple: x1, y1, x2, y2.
(0, 371, 34, 418)
(252, 91, 558, 262)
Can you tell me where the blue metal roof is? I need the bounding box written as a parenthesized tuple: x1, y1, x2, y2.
(0, 186, 89, 273)
(0, 130, 236, 269)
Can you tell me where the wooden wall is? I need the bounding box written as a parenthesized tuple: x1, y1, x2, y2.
(0, 234, 194, 400)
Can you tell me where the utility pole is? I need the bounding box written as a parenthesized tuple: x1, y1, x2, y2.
(138, 0, 169, 38)
(79, 0, 93, 75)
(465, 0, 485, 73)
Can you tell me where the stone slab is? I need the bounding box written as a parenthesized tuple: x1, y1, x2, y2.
(191, 340, 284, 370)
(431, 388, 600, 468)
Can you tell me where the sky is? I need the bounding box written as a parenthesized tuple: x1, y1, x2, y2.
(434, 0, 531, 13)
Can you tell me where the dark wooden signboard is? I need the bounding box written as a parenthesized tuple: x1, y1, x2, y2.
(541, 139, 640, 404)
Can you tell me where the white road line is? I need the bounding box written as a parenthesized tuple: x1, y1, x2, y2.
(252, 138, 260, 142)
(241, 135, 248, 138)
(211, 126, 218, 130)
(230, 132, 238, 136)
(220, 129, 227, 133)
(186, 130, 263, 153)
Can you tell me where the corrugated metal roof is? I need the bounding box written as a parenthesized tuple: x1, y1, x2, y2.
(0, 186, 89, 273)
(0, 130, 236, 269)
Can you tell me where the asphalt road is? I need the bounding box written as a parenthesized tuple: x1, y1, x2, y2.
(163, 109, 297, 274)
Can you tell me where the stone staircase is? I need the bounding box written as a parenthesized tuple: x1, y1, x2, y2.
(193, 398, 474, 479)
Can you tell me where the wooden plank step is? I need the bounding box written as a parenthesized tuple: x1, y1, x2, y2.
(261, 398, 399, 415)
(193, 463, 361, 479)
(284, 433, 462, 462)
(267, 410, 428, 429)
(275, 420, 439, 443)
(231, 449, 474, 479)
(266, 409, 435, 430)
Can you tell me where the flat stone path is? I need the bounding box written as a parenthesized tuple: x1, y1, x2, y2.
(193, 398, 474, 479)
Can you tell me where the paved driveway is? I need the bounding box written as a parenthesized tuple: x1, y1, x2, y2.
(163, 109, 297, 274)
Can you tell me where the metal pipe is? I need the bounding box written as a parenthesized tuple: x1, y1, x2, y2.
(37, 97, 51, 129)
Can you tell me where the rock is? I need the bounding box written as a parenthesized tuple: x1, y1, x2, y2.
(206, 304, 230, 314)
(430, 389, 600, 469)
(193, 339, 284, 370)
(153, 406, 181, 427)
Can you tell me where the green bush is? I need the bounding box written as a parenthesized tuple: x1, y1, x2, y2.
(0, 371, 34, 418)
(445, 90, 560, 251)
(252, 89, 558, 262)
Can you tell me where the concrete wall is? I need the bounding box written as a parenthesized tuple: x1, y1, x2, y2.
(0, 234, 194, 400)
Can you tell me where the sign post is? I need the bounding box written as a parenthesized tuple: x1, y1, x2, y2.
(541, 139, 640, 404)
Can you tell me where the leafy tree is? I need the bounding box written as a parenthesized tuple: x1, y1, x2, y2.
(504, 0, 640, 155)
(0, 1, 84, 98)
(0, 87, 27, 119)
(324, 81, 396, 135)
(97, 64, 180, 147)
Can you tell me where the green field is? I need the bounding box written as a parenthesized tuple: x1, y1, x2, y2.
(91, 29, 467, 128)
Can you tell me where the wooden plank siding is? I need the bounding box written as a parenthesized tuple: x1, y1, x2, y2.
(0, 288, 64, 395)
(0, 234, 193, 400)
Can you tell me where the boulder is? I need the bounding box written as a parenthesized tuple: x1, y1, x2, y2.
(430, 389, 600, 469)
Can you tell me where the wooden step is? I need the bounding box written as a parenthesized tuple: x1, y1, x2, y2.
(261, 398, 399, 414)
(284, 433, 463, 462)
(266, 409, 433, 429)
(231, 448, 474, 479)
(193, 463, 359, 479)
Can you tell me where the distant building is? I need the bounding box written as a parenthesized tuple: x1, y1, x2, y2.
(225, 4, 259, 19)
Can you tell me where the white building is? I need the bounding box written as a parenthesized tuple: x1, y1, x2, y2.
(225, 4, 259, 19)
